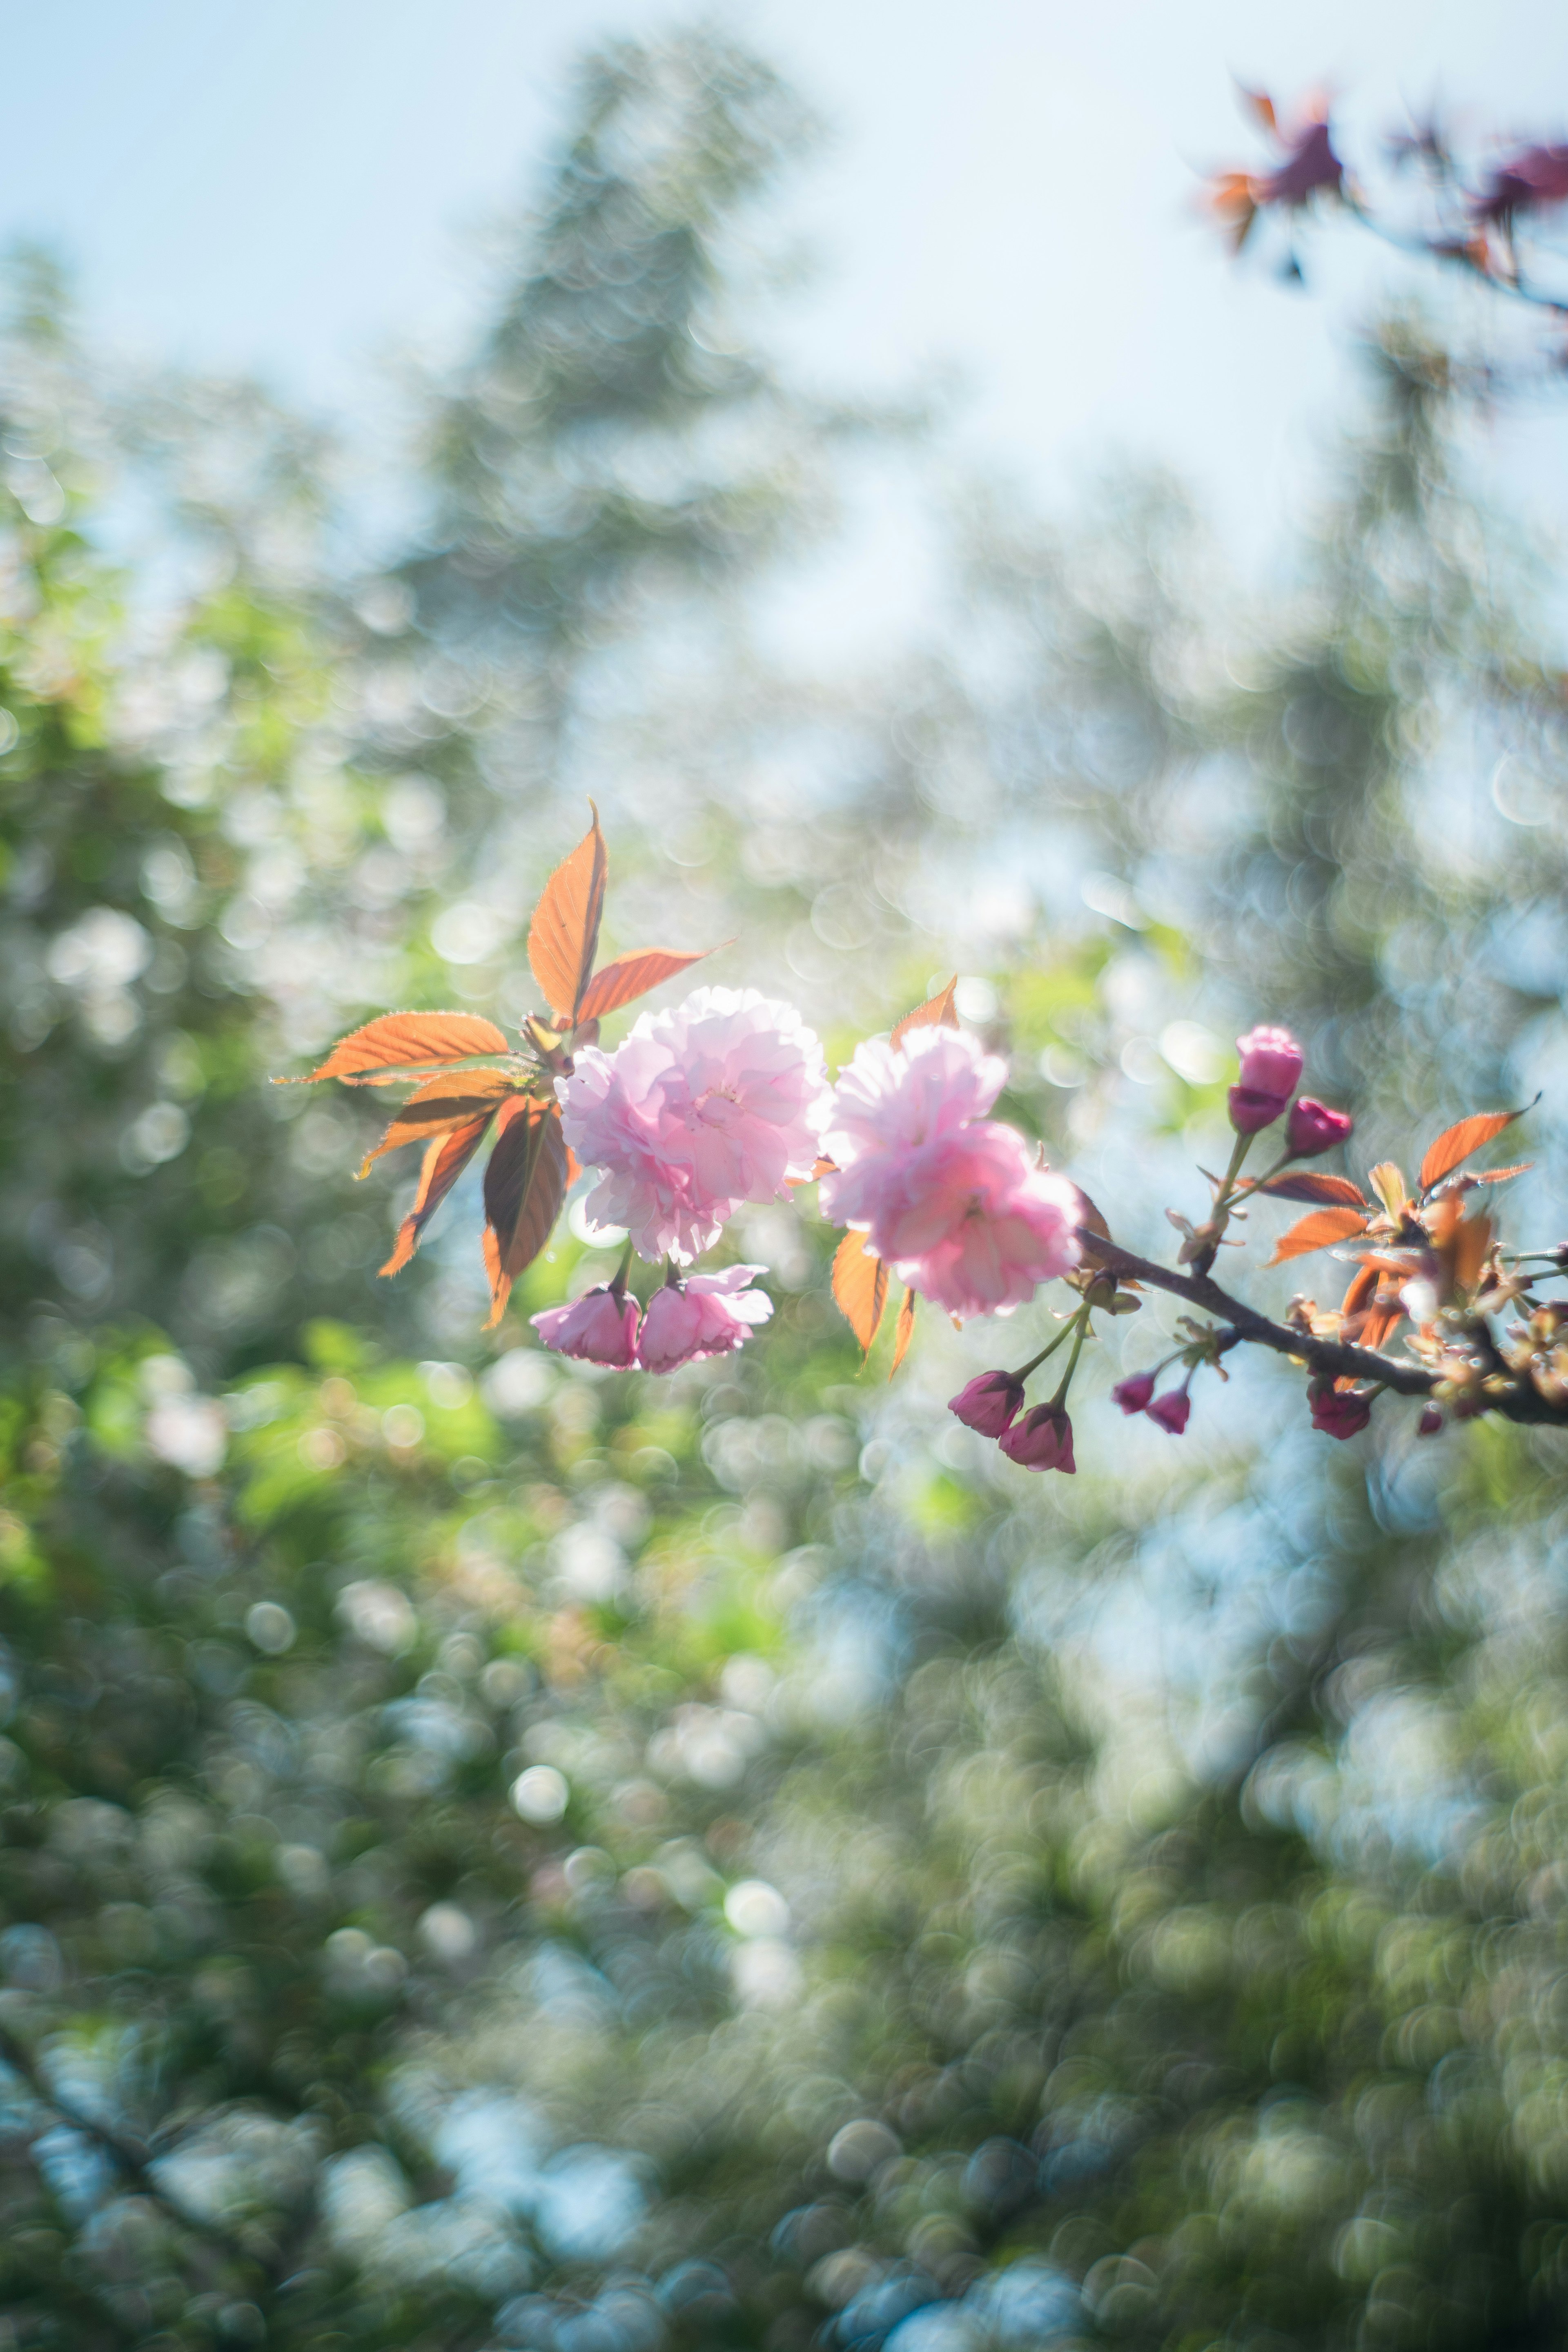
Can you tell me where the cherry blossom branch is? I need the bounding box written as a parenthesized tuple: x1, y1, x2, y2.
(1081, 1232, 1568, 1427)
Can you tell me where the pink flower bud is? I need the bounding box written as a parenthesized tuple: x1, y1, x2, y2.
(948, 1371, 1025, 1437)
(998, 1405, 1076, 1474)
(531, 1286, 640, 1368)
(1228, 1084, 1289, 1135)
(1417, 1404, 1444, 1437)
(1286, 1097, 1353, 1157)
(1146, 1387, 1192, 1436)
(1309, 1383, 1372, 1440)
(1236, 1025, 1304, 1098)
(1110, 1371, 1157, 1415)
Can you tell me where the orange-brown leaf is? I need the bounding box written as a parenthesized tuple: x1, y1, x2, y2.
(1268, 1206, 1371, 1265)
(1452, 1210, 1493, 1295)
(891, 976, 958, 1053)
(1474, 1161, 1532, 1186)
(1419, 1105, 1533, 1194)
(528, 806, 608, 1023)
(889, 1287, 917, 1378)
(482, 1098, 569, 1327)
(357, 1070, 519, 1176)
(1073, 1186, 1115, 1266)
(832, 1231, 888, 1355)
(285, 1010, 510, 1087)
(1238, 83, 1277, 133)
(577, 945, 710, 1023)
(379, 1116, 492, 1276)
(1256, 1171, 1370, 1208)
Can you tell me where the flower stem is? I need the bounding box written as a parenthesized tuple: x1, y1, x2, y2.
(1047, 1311, 1091, 1411)
(610, 1240, 635, 1300)
(1011, 1316, 1084, 1381)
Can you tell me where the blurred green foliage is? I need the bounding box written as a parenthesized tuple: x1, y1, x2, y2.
(7, 27, 1568, 2352)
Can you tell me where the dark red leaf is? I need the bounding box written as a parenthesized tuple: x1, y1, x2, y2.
(357, 1070, 519, 1175)
(379, 1117, 492, 1276)
(1256, 1171, 1370, 1208)
(482, 1098, 570, 1326)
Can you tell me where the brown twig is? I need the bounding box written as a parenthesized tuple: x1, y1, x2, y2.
(1081, 1229, 1568, 1426)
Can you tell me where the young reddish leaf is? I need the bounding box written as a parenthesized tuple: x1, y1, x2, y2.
(1238, 83, 1278, 133)
(1267, 1206, 1371, 1265)
(577, 946, 711, 1023)
(1255, 1171, 1370, 1208)
(482, 1097, 570, 1327)
(1361, 1301, 1404, 1351)
(357, 1070, 518, 1176)
(283, 1011, 510, 1087)
(1474, 1161, 1532, 1186)
(1453, 1209, 1493, 1295)
(528, 806, 608, 1023)
(811, 1157, 837, 1179)
(888, 1287, 917, 1378)
(1072, 1186, 1116, 1266)
(379, 1117, 492, 1276)
(832, 1231, 889, 1355)
(890, 976, 958, 1053)
(1419, 1104, 1534, 1194)
(1368, 1162, 1408, 1215)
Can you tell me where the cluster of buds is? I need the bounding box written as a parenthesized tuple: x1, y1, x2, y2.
(1168, 1027, 1354, 1271)
(534, 1264, 772, 1372)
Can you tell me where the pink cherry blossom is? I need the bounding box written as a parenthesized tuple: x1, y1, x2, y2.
(559, 988, 829, 1264)
(532, 1286, 640, 1367)
(1147, 1386, 1192, 1436)
(1236, 1024, 1303, 1099)
(998, 1405, 1076, 1474)
(1309, 1383, 1372, 1440)
(824, 1121, 1080, 1321)
(1286, 1097, 1353, 1157)
(820, 1025, 1008, 1169)
(948, 1371, 1025, 1436)
(636, 1265, 773, 1375)
(1110, 1371, 1157, 1416)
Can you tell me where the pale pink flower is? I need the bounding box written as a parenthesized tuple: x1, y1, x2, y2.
(819, 1025, 1007, 1170)
(532, 1286, 640, 1367)
(828, 1121, 1079, 1321)
(637, 1264, 773, 1374)
(559, 988, 829, 1264)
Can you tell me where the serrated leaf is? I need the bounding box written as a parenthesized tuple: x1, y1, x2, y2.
(283, 1011, 510, 1087)
(832, 1231, 888, 1355)
(1419, 1104, 1534, 1194)
(889, 1287, 917, 1378)
(1256, 1171, 1370, 1208)
(891, 976, 958, 1053)
(1473, 1161, 1532, 1186)
(1267, 1206, 1371, 1265)
(357, 1070, 519, 1176)
(482, 1098, 570, 1327)
(379, 1117, 492, 1276)
(577, 945, 710, 1023)
(528, 806, 608, 1023)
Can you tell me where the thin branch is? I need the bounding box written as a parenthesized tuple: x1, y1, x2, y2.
(1085, 1231, 1568, 1430)
(0, 2018, 256, 2272)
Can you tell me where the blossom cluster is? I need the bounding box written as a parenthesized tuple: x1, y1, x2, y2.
(534, 1265, 772, 1374)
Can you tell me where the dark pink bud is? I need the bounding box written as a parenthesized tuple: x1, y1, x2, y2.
(1228, 1085, 1289, 1135)
(998, 1405, 1076, 1474)
(1236, 1024, 1304, 1097)
(948, 1371, 1025, 1437)
(1146, 1387, 1192, 1436)
(1286, 1097, 1354, 1157)
(1111, 1371, 1157, 1415)
(1309, 1384, 1372, 1440)
(1417, 1404, 1444, 1438)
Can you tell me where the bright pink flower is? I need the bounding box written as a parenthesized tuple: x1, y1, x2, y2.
(636, 1265, 772, 1375)
(559, 988, 828, 1264)
(1286, 1097, 1353, 1157)
(1111, 1371, 1157, 1415)
(948, 1371, 1025, 1437)
(1236, 1025, 1303, 1098)
(998, 1405, 1075, 1474)
(1147, 1387, 1192, 1436)
(820, 1025, 1007, 1168)
(1229, 1086, 1288, 1136)
(532, 1286, 640, 1368)
(1310, 1384, 1372, 1440)
(826, 1121, 1080, 1321)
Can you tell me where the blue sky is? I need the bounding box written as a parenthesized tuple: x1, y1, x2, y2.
(9, 0, 1568, 627)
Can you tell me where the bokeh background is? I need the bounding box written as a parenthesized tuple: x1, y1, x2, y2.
(7, 8, 1568, 2350)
